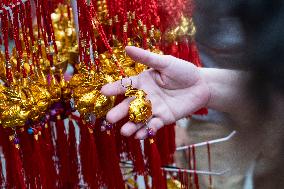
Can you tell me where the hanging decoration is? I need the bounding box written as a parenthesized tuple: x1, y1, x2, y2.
(0, 0, 208, 188)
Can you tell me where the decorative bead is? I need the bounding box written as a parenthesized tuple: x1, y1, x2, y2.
(105, 122, 113, 130)
(27, 127, 34, 134)
(147, 128, 155, 138)
(14, 137, 20, 144)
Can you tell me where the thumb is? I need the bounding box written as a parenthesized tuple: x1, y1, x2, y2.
(125, 46, 171, 71)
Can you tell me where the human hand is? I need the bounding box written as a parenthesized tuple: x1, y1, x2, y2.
(101, 46, 210, 139)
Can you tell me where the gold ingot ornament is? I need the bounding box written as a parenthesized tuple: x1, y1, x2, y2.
(0, 105, 31, 128)
(125, 86, 152, 123)
(76, 89, 115, 119)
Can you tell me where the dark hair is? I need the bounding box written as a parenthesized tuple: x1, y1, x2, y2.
(234, 0, 284, 111)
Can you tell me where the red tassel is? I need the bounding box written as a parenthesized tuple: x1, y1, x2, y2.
(188, 41, 202, 67)
(79, 119, 101, 188)
(41, 122, 57, 188)
(18, 128, 37, 188)
(11, 140, 26, 189)
(178, 39, 190, 61)
(95, 127, 124, 189)
(125, 136, 145, 175)
(156, 127, 170, 165)
(32, 132, 48, 189)
(166, 42, 179, 57)
(192, 145, 199, 189)
(185, 170, 189, 189)
(207, 142, 213, 188)
(194, 108, 208, 115)
(55, 115, 69, 187)
(178, 170, 184, 189)
(0, 127, 11, 187)
(68, 119, 79, 187)
(144, 138, 166, 189)
(156, 124, 176, 165)
(188, 147, 193, 188)
(0, 127, 26, 188)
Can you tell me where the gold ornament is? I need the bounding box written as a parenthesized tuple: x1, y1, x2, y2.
(164, 14, 196, 42)
(93, 93, 115, 118)
(167, 178, 182, 189)
(70, 65, 116, 118)
(76, 89, 115, 118)
(76, 90, 100, 115)
(0, 52, 6, 80)
(25, 82, 51, 120)
(0, 105, 30, 128)
(125, 86, 152, 123)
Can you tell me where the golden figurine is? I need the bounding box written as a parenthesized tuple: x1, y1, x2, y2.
(0, 105, 31, 128)
(125, 86, 152, 123)
(76, 89, 115, 118)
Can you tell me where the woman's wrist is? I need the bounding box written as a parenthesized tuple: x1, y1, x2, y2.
(199, 67, 248, 114)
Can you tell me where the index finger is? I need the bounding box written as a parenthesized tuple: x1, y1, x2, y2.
(125, 46, 171, 71)
(101, 76, 138, 96)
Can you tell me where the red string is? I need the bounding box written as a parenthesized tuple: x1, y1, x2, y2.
(126, 136, 145, 175)
(184, 170, 189, 189)
(68, 119, 79, 187)
(41, 121, 58, 188)
(21, 2, 35, 75)
(12, 143, 26, 189)
(11, 4, 26, 75)
(95, 125, 124, 188)
(1, 10, 13, 82)
(192, 145, 199, 189)
(79, 0, 126, 76)
(207, 142, 213, 188)
(26, 0, 39, 67)
(36, 0, 44, 46)
(144, 138, 167, 189)
(32, 134, 48, 189)
(78, 118, 102, 188)
(188, 146, 193, 188)
(55, 116, 69, 187)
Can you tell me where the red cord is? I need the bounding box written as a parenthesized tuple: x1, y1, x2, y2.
(192, 145, 200, 189)
(207, 142, 213, 188)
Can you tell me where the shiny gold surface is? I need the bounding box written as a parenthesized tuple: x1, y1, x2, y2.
(125, 86, 152, 123)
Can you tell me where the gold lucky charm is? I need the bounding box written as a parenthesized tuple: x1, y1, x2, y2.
(125, 86, 152, 123)
(70, 67, 116, 118)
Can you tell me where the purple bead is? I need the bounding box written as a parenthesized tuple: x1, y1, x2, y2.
(105, 122, 113, 130)
(14, 137, 20, 144)
(147, 128, 155, 138)
(45, 114, 50, 120)
(50, 109, 57, 116)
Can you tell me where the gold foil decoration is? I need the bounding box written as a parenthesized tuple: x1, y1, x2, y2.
(0, 52, 6, 80)
(125, 86, 152, 123)
(70, 65, 116, 118)
(75, 89, 115, 118)
(0, 96, 31, 128)
(167, 178, 182, 189)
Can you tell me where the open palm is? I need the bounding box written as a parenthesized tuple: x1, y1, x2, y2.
(101, 46, 210, 139)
